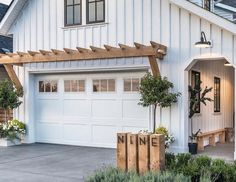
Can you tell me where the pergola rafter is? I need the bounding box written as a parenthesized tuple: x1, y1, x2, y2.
(0, 41, 167, 90)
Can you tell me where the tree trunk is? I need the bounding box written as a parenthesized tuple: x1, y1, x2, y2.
(153, 105, 157, 133)
(4, 109, 7, 123)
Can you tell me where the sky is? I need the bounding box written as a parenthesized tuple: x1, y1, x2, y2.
(0, 0, 11, 5)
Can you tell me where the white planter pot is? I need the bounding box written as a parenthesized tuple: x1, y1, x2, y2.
(0, 138, 21, 147)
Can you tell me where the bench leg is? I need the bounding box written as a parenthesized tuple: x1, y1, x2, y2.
(219, 132, 225, 144)
(198, 139, 204, 151)
(209, 135, 216, 147)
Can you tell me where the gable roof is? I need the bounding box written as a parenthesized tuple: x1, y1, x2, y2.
(0, 34, 12, 53)
(170, 0, 236, 35)
(0, 3, 9, 22)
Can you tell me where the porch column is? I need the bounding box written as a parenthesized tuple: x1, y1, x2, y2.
(234, 70, 236, 160)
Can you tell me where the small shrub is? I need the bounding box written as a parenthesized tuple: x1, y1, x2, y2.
(165, 152, 176, 170)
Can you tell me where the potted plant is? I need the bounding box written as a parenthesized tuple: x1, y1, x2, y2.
(0, 119, 26, 146)
(188, 82, 212, 154)
(139, 73, 181, 133)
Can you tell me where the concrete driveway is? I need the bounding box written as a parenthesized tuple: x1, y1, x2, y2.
(0, 144, 116, 182)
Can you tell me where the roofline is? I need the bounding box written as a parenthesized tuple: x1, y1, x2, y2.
(170, 0, 236, 35)
(215, 3, 236, 13)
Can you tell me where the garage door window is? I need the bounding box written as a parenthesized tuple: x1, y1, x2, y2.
(93, 79, 115, 92)
(124, 78, 140, 92)
(39, 81, 58, 93)
(64, 80, 85, 92)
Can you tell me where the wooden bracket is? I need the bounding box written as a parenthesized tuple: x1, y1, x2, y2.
(148, 56, 160, 78)
(3, 64, 22, 90)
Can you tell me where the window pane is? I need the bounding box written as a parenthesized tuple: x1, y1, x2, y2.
(71, 80, 78, 92)
(79, 80, 85, 92)
(74, 0, 81, 4)
(97, 1, 104, 21)
(51, 81, 58, 92)
(214, 77, 220, 112)
(101, 79, 107, 92)
(67, 0, 73, 5)
(74, 5, 81, 24)
(45, 81, 51, 92)
(89, 3, 96, 22)
(67, 6, 74, 24)
(64, 80, 71, 92)
(124, 79, 131, 92)
(39, 81, 44, 92)
(132, 79, 140, 92)
(93, 80, 100, 92)
(108, 79, 115, 92)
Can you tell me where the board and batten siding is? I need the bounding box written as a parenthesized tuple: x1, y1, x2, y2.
(8, 0, 236, 152)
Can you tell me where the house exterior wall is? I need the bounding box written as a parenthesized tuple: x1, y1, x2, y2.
(7, 0, 236, 152)
(191, 60, 234, 136)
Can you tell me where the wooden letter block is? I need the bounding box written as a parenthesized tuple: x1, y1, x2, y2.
(117, 133, 127, 171)
(127, 134, 138, 171)
(149, 134, 165, 171)
(138, 134, 149, 174)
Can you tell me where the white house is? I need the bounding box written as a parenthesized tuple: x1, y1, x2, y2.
(0, 0, 236, 157)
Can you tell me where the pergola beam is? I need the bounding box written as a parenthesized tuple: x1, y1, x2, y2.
(3, 64, 22, 90)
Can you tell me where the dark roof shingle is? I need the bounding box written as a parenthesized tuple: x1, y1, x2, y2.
(0, 3, 8, 22)
(220, 0, 236, 8)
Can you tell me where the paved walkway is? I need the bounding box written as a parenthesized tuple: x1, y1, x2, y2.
(0, 144, 116, 182)
(198, 142, 234, 162)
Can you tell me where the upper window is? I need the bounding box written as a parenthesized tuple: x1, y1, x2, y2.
(124, 78, 140, 92)
(214, 77, 220, 113)
(204, 0, 211, 11)
(191, 71, 201, 113)
(93, 79, 115, 92)
(87, 0, 105, 24)
(39, 81, 58, 93)
(65, 0, 82, 26)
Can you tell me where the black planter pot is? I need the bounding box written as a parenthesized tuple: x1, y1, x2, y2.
(188, 143, 198, 155)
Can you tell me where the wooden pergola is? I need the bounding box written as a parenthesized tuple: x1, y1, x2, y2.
(0, 41, 167, 90)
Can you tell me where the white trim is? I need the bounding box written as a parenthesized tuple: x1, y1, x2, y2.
(215, 3, 236, 13)
(170, 0, 236, 35)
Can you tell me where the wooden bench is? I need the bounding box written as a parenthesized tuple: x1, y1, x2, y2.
(197, 129, 226, 151)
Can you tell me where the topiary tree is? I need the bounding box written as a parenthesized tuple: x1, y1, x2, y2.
(0, 79, 22, 122)
(139, 73, 181, 133)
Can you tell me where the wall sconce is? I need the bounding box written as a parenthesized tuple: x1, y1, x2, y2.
(195, 31, 212, 48)
(224, 61, 233, 67)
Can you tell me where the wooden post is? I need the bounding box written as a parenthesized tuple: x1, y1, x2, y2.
(117, 133, 127, 171)
(219, 131, 225, 144)
(149, 134, 165, 171)
(209, 135, 216, 147)
(138, 134, 149, 174)
(127, 133, 138, 171)
(197, 137, 204, 151)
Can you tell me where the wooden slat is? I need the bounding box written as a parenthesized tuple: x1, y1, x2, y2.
(104, 45, 120, 51)
(90, 46, 106, 52)
(3, 64, 22, 90)
(138, 134, 149, 174)
(148, 56, 160, 78)
(6, 53, 17, 57)
(76, 47, 91, 53)
(127, 133, 138, 171)
(117, 133, 127, 171)
(134, 42, 145, 49)
(17, 51, 28, 57)
(51, 49, 64, 55)
(119, 43, 132, 50)
(39, 50, 52, 55)
(28, 51, 40, 56)
(63, 48, 77, 54)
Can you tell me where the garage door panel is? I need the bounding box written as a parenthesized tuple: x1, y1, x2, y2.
(63, 124, 91, 143)
(122, 100, 149, 119)
(91, 100, 122, 118)
(36, 99, 61, 120)
(63, 99, 91, 118)
(92, 125, 118, 146)
(36, 123, 63, 142)
(122, 126, 149, 133)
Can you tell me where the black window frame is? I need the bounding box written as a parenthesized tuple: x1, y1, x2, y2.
(64, 0, 82, 26)
(86, 0, 105, 24)
(191, 71, 201, 113)
(214, 77, 221, 113)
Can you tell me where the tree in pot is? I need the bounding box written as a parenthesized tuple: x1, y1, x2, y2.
(139, 73, 181, 133)
(0, 79, 22, 122)
(188, 81, 212, 154)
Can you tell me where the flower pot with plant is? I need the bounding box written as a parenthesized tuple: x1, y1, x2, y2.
(188, 81, 212, 155)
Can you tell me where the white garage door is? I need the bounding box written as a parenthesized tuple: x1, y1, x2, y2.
(34, 72, 150, 148)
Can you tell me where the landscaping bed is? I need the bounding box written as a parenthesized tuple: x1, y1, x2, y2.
(87, 153, 236, 182)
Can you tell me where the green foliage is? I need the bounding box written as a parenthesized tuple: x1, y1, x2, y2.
(188, 82, 213, 119)
(139, 73, 181, 108)
(155, 126, 175, 148)
(139, 73, 181, 132)
(86, 167, 191, 182)
(0, 79, 22, 122)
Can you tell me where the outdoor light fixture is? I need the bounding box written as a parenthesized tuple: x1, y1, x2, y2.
(195, 31, 212, 48)
(224, 61, 233, 67)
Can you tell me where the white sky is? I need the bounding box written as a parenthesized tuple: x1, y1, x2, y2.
(0, 0, 11, 5)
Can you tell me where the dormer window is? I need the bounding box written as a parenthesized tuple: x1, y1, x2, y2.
(86, 0, 105, 24)
(65, 0, 82, 26)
